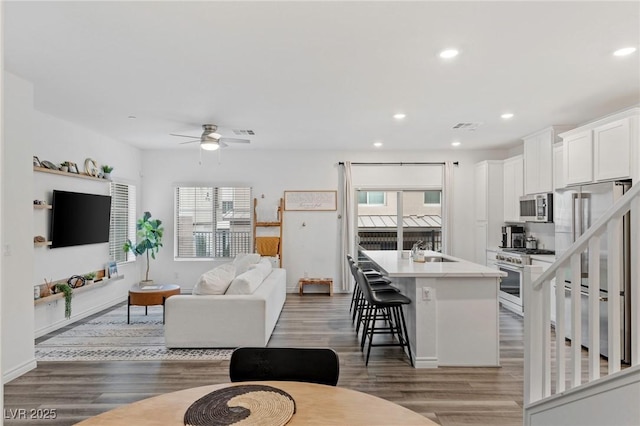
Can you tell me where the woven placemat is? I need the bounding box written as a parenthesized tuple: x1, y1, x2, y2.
(184, 384, 296, 426)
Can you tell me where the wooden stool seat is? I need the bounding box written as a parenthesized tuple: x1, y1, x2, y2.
(298, 278, 333, 296)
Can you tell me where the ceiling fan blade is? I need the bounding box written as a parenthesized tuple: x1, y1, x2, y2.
(179, 140, 200, 145)
(219, 141, 229, 148)
(219, 138, 251, 144)
(170, 133, 200, 139)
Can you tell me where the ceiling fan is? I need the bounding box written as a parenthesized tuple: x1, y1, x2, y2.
(170, 124, 251, 151)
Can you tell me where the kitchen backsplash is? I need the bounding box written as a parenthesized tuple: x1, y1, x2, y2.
(525, 222, 555, 250)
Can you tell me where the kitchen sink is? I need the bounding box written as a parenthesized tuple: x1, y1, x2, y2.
(423, 256, 455, 262)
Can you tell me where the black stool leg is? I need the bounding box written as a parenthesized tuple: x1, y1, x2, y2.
(399, 305, 414, 367)
(365, 307, 378, 366)
(127, 296, 131, 324)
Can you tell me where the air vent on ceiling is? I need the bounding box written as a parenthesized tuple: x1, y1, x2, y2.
(232, 129, 255, 136)
(452, 122, 483, 131)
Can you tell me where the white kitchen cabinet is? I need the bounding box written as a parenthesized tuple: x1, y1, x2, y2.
(474, 161, 503, 264)
(563, 129, 593, 186)
(553, 143, 564, 190)
(503, 155, 523, 222)
(523, 126, 572, 195)
(560, 108, 639, 186)
(594, 118, 632, 181)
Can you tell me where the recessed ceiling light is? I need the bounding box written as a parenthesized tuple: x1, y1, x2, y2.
(451, 141, 461, 147)
(127, 115, 137, 119)
(613, 47, 637, 56)
(439, 49, 459, 59)
(373, 142, 383, 148)
(501, 113, 514, 119)
(393, 113, 406, 120)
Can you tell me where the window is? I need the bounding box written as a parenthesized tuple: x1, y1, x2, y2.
(424, 190, 441, 205)
(109, 182, 137, 263)
(358, 191, 386, 205)
(175, 186, 252, 259)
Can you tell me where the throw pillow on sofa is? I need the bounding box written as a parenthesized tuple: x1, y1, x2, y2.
(225, 268, 265, 295)
(233, 253, 261, 276)
(247, 257, 273, 280)
(193, 263, 236, 295)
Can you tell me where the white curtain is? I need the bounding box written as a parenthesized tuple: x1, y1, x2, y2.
(339, 162, 354, 291)
(442, 161, 455, 255)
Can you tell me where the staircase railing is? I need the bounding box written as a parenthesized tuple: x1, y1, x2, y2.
(524, 182, 640, 405)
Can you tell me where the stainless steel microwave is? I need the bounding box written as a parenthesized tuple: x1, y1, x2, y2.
(519, 193, 553, 223)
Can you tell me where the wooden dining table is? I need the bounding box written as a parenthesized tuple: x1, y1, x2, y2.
(75, 381, 437, 425)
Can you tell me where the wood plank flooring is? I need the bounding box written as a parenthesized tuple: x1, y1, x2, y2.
(5, 294, 527, 426)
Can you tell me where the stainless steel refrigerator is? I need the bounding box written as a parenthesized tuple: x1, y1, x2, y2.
(554, 180, 631, 363)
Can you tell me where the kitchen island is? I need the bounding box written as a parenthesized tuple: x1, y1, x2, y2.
(362, 250, 506, 368)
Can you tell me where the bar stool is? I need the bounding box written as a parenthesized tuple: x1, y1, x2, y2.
(347, 256, 399, 336)
(354, 268, 413, 367)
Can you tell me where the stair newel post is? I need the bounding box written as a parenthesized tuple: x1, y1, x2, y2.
(523, 264, 544, 404)
(632, 196, 640, 366)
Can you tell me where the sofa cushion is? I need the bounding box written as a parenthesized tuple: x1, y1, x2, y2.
(248, 258, 273, 280)
(193, 263, 236, 295)
(226, 268, 265, 295)
(233, 253, 261, 276)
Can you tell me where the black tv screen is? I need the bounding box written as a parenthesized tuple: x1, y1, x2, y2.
(50, 190, 112, 248)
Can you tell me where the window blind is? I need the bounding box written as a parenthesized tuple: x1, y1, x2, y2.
(175, 186, 252, 259)
(109, 182, 136, 263)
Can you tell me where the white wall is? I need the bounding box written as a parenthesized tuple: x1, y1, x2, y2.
(3, 73, 36, 382)
(2, 71, 142, 383)
(31, 103, 142, 337)
(142, 148, 507, 292)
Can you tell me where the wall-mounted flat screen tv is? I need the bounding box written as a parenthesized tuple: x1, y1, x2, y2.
(50, 190, 112, 248)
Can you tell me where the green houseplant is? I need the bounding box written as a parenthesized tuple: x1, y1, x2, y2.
(84, 272, 96, 285)
(54, 283, 73, 319)
(101, 165, 114, 180)
(123, 211, 164, 285)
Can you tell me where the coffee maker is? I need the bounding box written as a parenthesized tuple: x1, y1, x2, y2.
(502, 225, 525, 248)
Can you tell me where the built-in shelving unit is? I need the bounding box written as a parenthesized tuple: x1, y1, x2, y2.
(33, 166, 108, 182)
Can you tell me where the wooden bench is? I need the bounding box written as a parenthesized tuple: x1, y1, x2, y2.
(298, 278, 333, 296)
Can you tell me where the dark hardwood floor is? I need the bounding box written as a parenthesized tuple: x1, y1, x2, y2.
(5, 294, 526, 425)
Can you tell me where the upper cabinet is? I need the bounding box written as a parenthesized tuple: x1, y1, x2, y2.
(553, 143, 564, 190)
(523, 126, 572, 195)
(503, 155, 523, 223)
(560, 108, 639, 187)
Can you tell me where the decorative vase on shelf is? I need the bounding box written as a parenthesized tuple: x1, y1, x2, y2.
(103, 172, 111, 180)
(60, 166, 69, 173)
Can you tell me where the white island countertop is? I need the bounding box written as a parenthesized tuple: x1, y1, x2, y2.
(362, 250, 506, 278)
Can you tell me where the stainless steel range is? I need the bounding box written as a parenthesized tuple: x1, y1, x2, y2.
(496, 248, 555, 314)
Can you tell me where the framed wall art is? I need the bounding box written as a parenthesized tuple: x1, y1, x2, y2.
(284, 190, 337, 211)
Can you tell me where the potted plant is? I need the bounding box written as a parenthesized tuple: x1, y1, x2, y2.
(123, 211, 164, 285)
(54, 282, 73, 319)
(101, 165, 114, 180)
(84, 272, 96, 286)
(60, 161, 70, 173)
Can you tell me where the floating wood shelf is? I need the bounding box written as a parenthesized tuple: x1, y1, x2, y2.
(34, 241, 52, 247)
(33, 204, 52, 210)
(34, 274, 124, 305)
(33, 166, 108, 182)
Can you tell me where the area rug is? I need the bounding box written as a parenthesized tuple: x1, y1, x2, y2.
(35, 304, 233, 362)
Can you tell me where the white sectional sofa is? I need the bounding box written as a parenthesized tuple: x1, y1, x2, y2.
(164, 257, 287, 348)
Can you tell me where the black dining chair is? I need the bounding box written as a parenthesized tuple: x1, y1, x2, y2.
(229, 347, 340, 386)
(354, 268, 413, 366)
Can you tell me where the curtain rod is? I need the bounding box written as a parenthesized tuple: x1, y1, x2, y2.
(338, 161, 458, 166)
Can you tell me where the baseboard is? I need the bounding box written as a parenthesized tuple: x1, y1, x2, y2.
(3, 358, 37, 384)
(34, 295, 127, 338)
(413, 356, 439, 368)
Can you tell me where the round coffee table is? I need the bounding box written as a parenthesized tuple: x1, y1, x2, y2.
(128, 284, 181, 324)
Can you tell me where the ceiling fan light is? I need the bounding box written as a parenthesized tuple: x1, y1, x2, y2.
(207, 132, 222, 139)
(201, 140, 220, 151)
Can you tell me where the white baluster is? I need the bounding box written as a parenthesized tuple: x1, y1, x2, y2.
(588, 235, 601, 381)
(631, 196, 640, 366)
(571, 253, 582, 388)
(542, 278, 551, 397)
(608, 216, 622, 374)
(555, 268, 566, 393)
